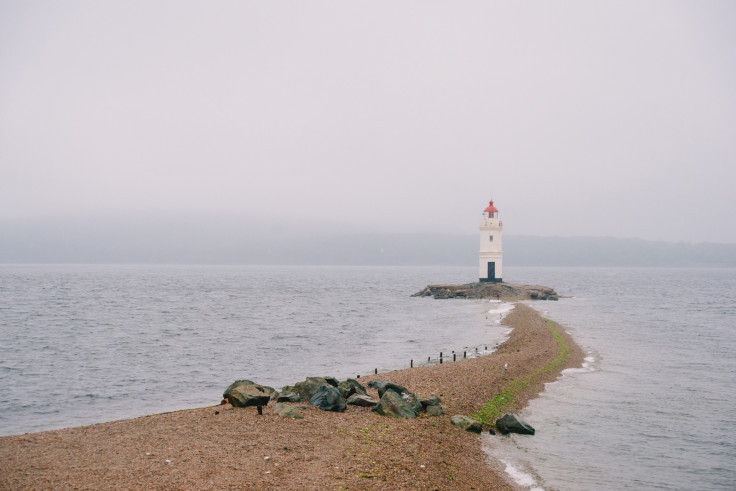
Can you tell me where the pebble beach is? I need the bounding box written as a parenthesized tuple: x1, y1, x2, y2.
(0, 303, 583, 490)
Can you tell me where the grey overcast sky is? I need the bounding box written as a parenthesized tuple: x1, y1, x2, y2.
(1, 1, 735, 243)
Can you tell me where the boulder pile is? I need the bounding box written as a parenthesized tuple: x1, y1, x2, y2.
(222, 376, 443, 419)
(412, 282, 559, 301)
(222, 379, 275, 411)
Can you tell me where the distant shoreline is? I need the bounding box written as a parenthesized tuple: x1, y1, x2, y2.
(0, 303, 583, 489)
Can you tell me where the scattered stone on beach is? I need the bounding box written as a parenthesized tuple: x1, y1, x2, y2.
(276, 392, 302, 403)
(273, 403, 304, 419)
(337, 378, 367, 400)
(419, 395, 442, 408)
(291, 377, 337, 402)
(373, 389, 419, 418)
(223, 379, 255, 398)
(368, 379, 423, 414)
(224, 380, 278, 401)
(451, 415, 483, 433)
(309, 385, 346, 412)
(425, 405, 444, 416)
(345, 394, 378, 407)
(227, 384, 271, 409)
(495, 413, 535, 435)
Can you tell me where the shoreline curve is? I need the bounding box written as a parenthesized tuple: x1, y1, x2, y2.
(0, 303, 583, 490)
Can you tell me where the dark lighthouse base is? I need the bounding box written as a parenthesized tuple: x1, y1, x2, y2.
(479, 277, 503, 283)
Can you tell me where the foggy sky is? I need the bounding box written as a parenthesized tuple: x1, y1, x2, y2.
(1, 1, 735, 243)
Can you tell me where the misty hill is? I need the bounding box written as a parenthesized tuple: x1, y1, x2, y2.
(1, 214, 735, 267)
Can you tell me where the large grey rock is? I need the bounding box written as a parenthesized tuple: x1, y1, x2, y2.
(223, 379, 256, 399)
(346, 393, 378, 407)
(495, 414, 535, 435)
(323, 376, 340, 388)
(373, 389, 418, 418)
(228, 384, 271, 408)
(280, 384, 295, 395)
(259, 385, 279, 400)
(367, 380, 421, 413)
(419, 395, 442, 408)
(224, 380, 278, 401)
(451, 415, 482, 433)
(292, 377, 335, 402)
(400, 390, 423, 414)
(425, 405, 444, 416)
(273, 403, 304, 419)
(338, 378, 367, 399)
(379, 381, 409, 398)
(277, 391, 301, 403)
(309, 385, 346, 412)
(366, 379, 390, 391)
(376, 381, 409, 399)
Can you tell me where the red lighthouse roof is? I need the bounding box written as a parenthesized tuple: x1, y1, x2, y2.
(484, 200, 498, 213)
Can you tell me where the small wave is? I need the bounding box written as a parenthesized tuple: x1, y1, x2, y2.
(501, 459, 544, 490)
(561, 354, 597, 375)
(73, 393, 118, 401)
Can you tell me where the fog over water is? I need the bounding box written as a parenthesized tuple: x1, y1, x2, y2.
(1, 1, 735, 245)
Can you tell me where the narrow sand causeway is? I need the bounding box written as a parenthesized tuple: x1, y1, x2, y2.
(0, 303, 582, 490)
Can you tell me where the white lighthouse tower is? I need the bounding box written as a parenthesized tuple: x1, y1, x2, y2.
(479, 200, 503, 282)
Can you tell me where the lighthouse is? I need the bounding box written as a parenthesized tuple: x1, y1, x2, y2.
(479, 200, 503, 282)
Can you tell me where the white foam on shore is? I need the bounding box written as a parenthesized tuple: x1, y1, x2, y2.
(561, 353, 597, 376)
(487, 301, 514, 326)
(500, 459, 544, 490)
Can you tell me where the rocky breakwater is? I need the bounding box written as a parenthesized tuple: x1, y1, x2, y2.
(412, 281, 559, 301)
(223, 376, 444, 420)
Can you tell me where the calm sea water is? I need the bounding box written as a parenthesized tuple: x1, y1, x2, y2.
(1, 265, 734, 490)
(0, 265, 507, 436)
(484, 267, 736, 491)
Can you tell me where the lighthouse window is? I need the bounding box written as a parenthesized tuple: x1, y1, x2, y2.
(489, 235, 494, 242)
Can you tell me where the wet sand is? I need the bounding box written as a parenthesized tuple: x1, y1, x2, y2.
(0, 303, 583, 490)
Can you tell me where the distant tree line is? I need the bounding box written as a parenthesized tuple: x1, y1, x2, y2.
(1, 215, 735, 267)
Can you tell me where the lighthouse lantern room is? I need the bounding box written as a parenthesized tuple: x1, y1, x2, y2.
(479, 200, 503, 282)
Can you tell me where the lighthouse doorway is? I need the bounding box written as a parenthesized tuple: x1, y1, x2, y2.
(487, 262, 495, 281)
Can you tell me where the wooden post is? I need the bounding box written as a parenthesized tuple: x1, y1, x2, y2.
(375, 368, 378, 374)
(257, 406, 263, 415)
(411, 359, 413, 368)
(464, 351, 467, 358)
